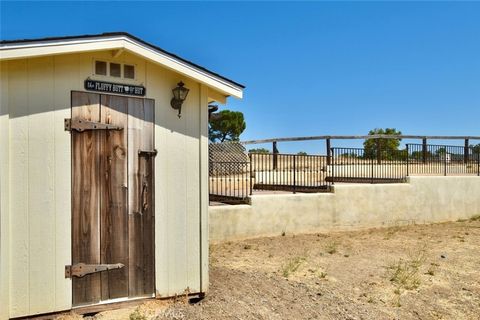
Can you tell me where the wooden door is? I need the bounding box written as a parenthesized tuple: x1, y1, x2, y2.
(71, 91, 155, 306)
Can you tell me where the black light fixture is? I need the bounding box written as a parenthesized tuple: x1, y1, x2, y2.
(170, 81, 189, 118)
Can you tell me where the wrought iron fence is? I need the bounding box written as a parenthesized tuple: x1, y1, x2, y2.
(329, 145, 480, 183)
(209, 142, 480, 204)
(329, 147, 408, 183)
(406, 144, 480, 176)
(250, 153, 332, 193)
(209, 142, 251, 204)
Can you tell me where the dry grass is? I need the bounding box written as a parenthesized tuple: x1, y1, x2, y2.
(325, 241, 339, 254)
(281, 255, 307, 277)
(77, 219, 480, 320)
(387, 246, 426, 290)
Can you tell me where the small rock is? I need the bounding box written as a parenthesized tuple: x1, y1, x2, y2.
(441, 254, 447, 259)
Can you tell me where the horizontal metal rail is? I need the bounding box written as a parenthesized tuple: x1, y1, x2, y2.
(330, 145, 480, 183)
(250, 153, 332, 193)
(241, 135, 480, 145)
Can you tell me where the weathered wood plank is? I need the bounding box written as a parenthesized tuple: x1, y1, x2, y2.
(142, 99, 155, 296)
(72, 91, 101, 306)
(128, 97, 143, 298)
(99, 95, 129, 300)
(128, 98, 155, 297)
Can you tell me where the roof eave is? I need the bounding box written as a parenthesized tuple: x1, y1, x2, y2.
(0, 34, 244, 99)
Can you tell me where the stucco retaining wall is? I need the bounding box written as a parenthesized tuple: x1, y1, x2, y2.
(209, 176, 480, 242)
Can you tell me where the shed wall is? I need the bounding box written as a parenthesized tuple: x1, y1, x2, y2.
(0, 61, 10, 320)
(3, 50, 209, 318)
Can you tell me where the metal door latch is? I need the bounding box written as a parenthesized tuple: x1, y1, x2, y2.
(65, 119, 123, 132)
(65, 263, 124, 278)
(138, 149, 158, 157)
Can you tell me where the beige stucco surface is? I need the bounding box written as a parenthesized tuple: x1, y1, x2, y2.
(0, 50, 216, 318)
(209, 176, 480, 242)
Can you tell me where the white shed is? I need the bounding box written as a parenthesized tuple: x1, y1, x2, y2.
(0, 32, 244, 319)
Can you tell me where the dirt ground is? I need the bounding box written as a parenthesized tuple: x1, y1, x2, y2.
(60, 217, 480, 320)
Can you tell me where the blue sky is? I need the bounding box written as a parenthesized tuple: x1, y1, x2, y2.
(1, 1, 479, 153)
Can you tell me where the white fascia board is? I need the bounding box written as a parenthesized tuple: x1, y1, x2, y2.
(121, 38, 243, 99)
(0, 36, 243, 99)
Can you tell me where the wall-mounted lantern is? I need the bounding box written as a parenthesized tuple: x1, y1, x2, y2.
(170, 81, 189, 118)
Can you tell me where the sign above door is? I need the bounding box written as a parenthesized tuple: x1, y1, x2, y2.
(85, 79, 146, 96)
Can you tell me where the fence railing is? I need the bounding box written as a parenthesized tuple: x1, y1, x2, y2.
(250, 153, 332, 193)
(209, 160, 251, 204)
(329, 147, 408, 183)
(329, 145, 480, 183)
(209, 142, 480, 204)
(406, 144, 480, 176)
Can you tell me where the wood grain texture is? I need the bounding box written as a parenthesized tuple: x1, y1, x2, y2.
(142, 99, 155, 296)
(100, 95, 129, 300)
(73, 92, 154, 306)
(72, 91, 101, 306)
(128, 98, 155, 298)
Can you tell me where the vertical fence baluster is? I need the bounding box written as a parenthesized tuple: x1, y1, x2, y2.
(293, 155, 297, 194)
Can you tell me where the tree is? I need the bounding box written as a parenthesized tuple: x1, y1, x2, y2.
(471, 144, 480, 155)
(297, 151, 308, 156)
(209, 110, 246, 142)
(411, 150, 433, 160)
(249, 148, 270, 154)
(436, 147, 447, 156)
(363, 128, 402, 160)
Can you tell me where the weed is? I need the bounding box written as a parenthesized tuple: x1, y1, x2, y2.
(243, 244, 252, 250)
(129, 307, 147, 320)
(384, 226, 401, 240)
(318, 271, 327, 279)
(470, 215, 480, 221)
(426, 266, 435, 276)
(393, 294, 402, 307)
(367, 297, 375, 304)
(325, 241, 338, 254)
(408, 247, 427, 269)
(387, 246, 426, 291)
(281, 256, 306, 277)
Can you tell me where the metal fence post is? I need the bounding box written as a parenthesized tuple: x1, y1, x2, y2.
(406, 144, 410, 177)
(331, 148, 335, 185)
(293, 155, 297, 194)
(444, 150, 448, 176)
(249, 153, 253, 196)
(371, 155, 374, 184)
(477, 152, 480, 176)
(326, 138, 331, 165)
(463, 139, 469, 165)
